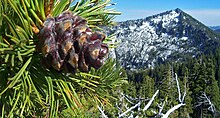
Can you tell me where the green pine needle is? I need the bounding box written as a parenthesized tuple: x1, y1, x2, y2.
(0, 0, 126, 117)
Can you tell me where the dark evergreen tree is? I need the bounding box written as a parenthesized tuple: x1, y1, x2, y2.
(158, 64, 179, 117)
(215, 48, 220, 87)
(205, 59, 220, 116)
(178, 66, 193, 118)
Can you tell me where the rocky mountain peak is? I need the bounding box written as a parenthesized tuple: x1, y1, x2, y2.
(174, 8, 183, 13)
(108, 9, 220, 70)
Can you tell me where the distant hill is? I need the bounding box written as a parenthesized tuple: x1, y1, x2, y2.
(107, 8, 220, 69)
(209, 26, 220, 30)
(209, 26, 220, 33)
(215, 29, 220, 33)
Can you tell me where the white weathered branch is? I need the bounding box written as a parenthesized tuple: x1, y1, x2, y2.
(157, 101, 166, 117)
(195, 92, 216, 113)
(143, 90, 159, 111)
(162, 103, 185, 118)
(182, 83, 187, 102)
(122, 93, 135, 104)
(118, 102, 141, 118)
(97, 105, 108, 118)
(116, 103, 122, 115)
(175, 73, 182, 103)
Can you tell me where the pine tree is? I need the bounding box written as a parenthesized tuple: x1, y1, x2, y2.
(178, 66, 193, 118)
(158, 64, 179, 117)
(0, 0, 126, 117)
(205, 58, 220, 116)
(215, 48, 220, 87)
(158, 64, 172, 100)
(217, 65, 220, 87)
(142, 75, 155, 98)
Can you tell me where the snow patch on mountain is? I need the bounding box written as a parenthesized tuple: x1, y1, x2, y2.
(151, 10, 179, 28)
(107, 8, 220, 69)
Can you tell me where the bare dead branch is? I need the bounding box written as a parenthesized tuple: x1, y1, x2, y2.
(195, 92, 216, 113)
(162, 103, 185, 118)
(143, 90, 159, 111)
(157, 100, 166, 117)
(97, 105, 108, 118)
(119, 102, 141, 118)
(174, 73, 182, 103)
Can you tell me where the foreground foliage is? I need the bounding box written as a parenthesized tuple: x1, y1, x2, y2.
(0, 0, 126, 117)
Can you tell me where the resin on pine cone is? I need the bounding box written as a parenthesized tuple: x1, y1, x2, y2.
(38, 11, 109, 72)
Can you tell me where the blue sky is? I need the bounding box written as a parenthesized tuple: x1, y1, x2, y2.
(111, 0, 220, 26)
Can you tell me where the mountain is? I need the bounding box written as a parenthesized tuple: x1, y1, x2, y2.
(107, 8, 220, 69)
(215, 29, 220, 33)
(209, 26, 220, 30)
(209, 26, 220, 33)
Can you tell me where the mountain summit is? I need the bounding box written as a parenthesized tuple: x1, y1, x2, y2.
(108, 8, 220, 69)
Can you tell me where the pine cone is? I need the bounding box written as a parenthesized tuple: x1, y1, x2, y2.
(38, 11, 109, 73)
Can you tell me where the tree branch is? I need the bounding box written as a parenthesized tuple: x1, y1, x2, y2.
(157, 100, 166, 117)
(143, 90, 159, 111)
(97, 105, 108, 118)
(118, 102, 141, 118)
(195, 92, 216, 113)
(174, 73, 182, 103)
(162, 103, 185, 118)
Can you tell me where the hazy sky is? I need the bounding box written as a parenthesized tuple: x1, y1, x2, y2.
(112, 0, 220, 26)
